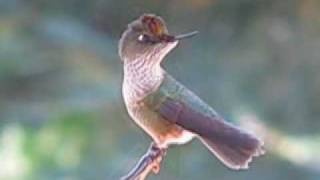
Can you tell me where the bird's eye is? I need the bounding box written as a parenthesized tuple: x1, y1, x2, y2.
(138, 34, 156, 44)
(138, 34, 147, 42)
(138, 34, 150, 42)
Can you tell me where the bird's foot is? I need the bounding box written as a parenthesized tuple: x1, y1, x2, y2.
(149, 143, 167, 174)
(121, 142, 167, 180)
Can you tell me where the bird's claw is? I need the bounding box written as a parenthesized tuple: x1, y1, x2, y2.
(150, 153, 163, 174)
(151, 162, 160, 174)
(149, 143, 167, 174)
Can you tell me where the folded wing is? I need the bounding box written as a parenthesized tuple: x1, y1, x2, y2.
(145, 74, 264, 169)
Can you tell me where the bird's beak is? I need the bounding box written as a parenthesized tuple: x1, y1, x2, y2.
(175, 31, 199, 40)
(160, 31, 198, 43)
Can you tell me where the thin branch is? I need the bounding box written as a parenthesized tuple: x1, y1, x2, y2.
(121, 143, 166, 180)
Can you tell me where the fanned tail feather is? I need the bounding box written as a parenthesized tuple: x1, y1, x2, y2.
(199, 119, 264, 170)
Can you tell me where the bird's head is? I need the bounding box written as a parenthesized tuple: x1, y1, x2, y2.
(119, 14, 197, 64)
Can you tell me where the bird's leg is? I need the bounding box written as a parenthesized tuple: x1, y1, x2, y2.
(121, 142, 167, 180)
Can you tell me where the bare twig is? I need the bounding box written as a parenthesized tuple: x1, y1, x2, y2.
(121, 143, 167, 180)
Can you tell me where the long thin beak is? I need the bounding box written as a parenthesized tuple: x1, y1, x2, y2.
(175, 31, 198, 40)
(161, 31, 198, 42)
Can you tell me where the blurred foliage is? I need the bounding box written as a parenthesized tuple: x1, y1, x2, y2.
(0, 0, 320, 180)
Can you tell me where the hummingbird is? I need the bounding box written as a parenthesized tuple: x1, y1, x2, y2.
(119, 14, 264, 175)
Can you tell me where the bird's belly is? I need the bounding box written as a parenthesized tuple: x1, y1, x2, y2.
(127, 102, 194, 148)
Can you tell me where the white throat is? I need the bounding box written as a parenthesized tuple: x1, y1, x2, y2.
(121, 41, 178, 104)
(122, 57, 164, 104)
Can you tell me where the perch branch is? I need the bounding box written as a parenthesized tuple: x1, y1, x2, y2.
(121, 142, 167, 180)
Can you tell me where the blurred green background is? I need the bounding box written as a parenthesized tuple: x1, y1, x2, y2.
(1, 0, 320, 179)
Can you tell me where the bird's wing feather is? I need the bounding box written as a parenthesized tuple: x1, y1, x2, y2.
(144, 74, 264, 169)
(144, 74, 238, 140)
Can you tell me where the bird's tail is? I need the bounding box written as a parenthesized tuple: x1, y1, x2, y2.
(198, 119, 264, 170)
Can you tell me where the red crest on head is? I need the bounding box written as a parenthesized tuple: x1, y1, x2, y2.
(141, 15, 167, 37)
